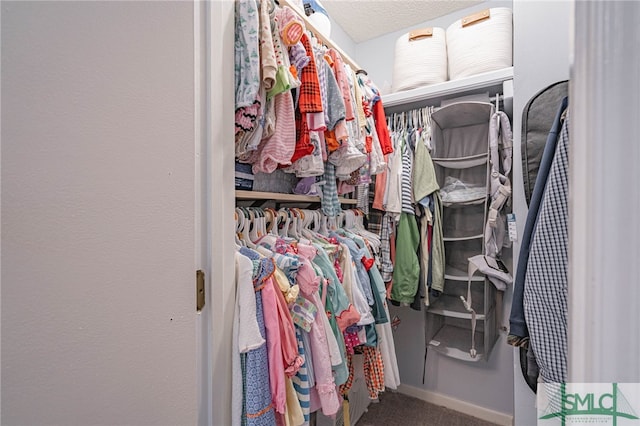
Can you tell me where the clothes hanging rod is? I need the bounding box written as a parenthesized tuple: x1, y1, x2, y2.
(385, 94, 505, 117)
(278, 0, 363, 72)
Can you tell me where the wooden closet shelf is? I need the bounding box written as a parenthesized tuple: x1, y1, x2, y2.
(235, 190, 358, 205)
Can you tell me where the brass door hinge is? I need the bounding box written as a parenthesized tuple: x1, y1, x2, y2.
(196, 270, 205, 312)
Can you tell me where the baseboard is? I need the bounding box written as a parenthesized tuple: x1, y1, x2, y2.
(397, 384, 514, 426)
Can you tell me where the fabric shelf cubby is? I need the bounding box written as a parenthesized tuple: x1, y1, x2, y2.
(425, 101, 500, 362)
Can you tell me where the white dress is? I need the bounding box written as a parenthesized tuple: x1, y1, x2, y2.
(232, 252, 265, 426)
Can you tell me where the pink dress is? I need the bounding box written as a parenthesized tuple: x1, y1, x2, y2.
(252, 91, 296, 173)
(295, 245, 341, 416)
(261, 275, 287, 414)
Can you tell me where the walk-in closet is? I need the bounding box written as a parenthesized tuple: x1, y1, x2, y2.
(2, 1, 640, 425)
(228, 1, 554, 424)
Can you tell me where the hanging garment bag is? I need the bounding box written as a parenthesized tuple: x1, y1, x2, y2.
(521, 81, 569, 206)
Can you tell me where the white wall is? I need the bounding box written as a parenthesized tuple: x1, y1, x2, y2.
(1, 2, 197, 424)
(511, 2, 571, 424)
(328, 16, 357, 59)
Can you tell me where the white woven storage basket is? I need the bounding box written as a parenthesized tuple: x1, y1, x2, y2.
(446, 8, 512, 80)
(392, 27, 448, 92)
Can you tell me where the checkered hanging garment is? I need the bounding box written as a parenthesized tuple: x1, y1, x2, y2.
(523, 113, 570, 384)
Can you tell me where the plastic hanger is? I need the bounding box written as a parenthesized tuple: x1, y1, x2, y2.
(301, 209, 313, 231)
(235, 207, 250, 247)
(249, 208, 261, 243)
(313, 210, 321, 232)
(319, 215, 329, 236)
(344, 210, 354, 230)
(234, 210, 243, 248)
(258, 208, 267, 240)
(278, 208, 290, 238)
(299, 209, 318, 243)
(263, 208, 275, 235)
(335, 213, 343, 230)
(242, 207, 257, 249)
(271, 208, 283, 236)
(302, 210, 323, 242)
(235, 207, 244, 241)
(295, 209, 305, 240)
(355, 210, 366, 232)
(328, 216, 337, 232)
(289, 209, 300, 240)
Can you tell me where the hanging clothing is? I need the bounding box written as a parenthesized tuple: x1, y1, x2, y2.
(523, 112, 570, 384)
(337, 242, 375, 326)
(327, 49, 355, 122)
(509, 97, 569, 343)
(259, 259, 288, 414)
(312, 245, 351, 386)
(485, 110, 514, 259)
(235, 0, 261, 110)
(362, 346, 385, 400)
(400, 133, 415, 215)
(258, 0, 277, 92)
(375, 303, 401, 390)
(232, 252, 266, 426)
(373, 101, 393, 155)
(232, 0, 401, 415)
(390, 212, 420, 303)
(384, 131, 404, 219)
(412, 131, 445, 295)
(292, 328, 311, 425)
(412, 131, 439, 205)
(285, 377, 304, 426)
(239, 248, 277, 426)
(269, 6, 300, 99)
(338, 353, 355, 396)
(429, 193, 445, 294)
(252, 91, 296, 174)
(298, 34, 323, 115)
(321, 59, 346, 131)
(320, 162, 341, 217)
(372, 156, 389, 210)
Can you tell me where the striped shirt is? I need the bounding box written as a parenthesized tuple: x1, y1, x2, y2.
(292, 328, 310, 425)
(321, 162, 341, 217)
(357, 184, 370, 214)
(379, 213, 395, 283)
(401, 134, 415, 215)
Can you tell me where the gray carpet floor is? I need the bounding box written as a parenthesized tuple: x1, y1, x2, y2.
(355, 391, 500, 426)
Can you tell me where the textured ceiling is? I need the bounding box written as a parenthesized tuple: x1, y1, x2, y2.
(321, 0, 483, 43)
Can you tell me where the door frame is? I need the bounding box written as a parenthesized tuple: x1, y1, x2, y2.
(197, 1, 236, 425)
